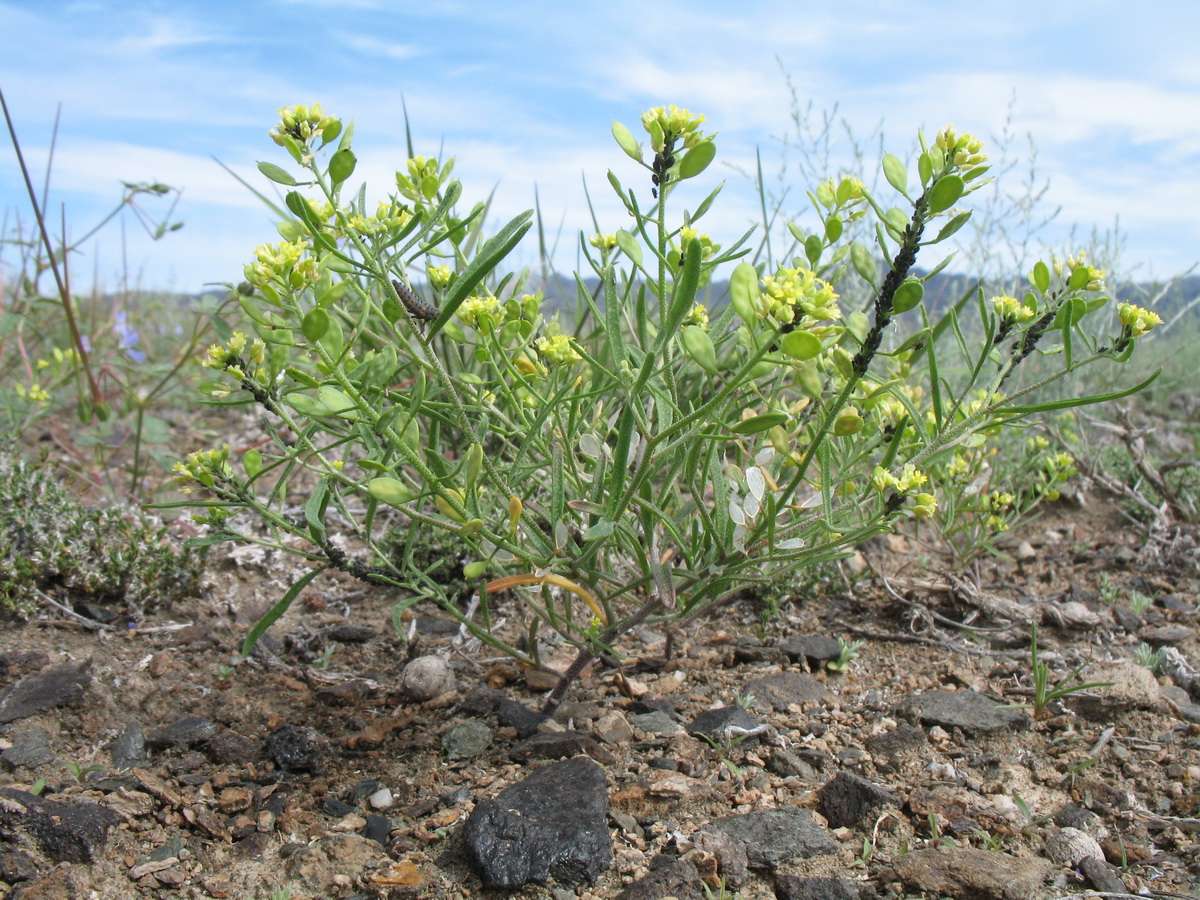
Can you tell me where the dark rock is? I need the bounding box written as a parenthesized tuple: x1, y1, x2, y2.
(9, 864, 80, 900)
(147, 716, 217, 749)
(743, 672, 829, 710)
(205, 729, 259, 764)
(322, 797, 355, 817)
(464, 756, 611, 889)
(693, 828, 749, 886)
(1160, 594, 1193, 613)
(2, 728, 56, 769)
(702, 806, 836, 869)
(509, 731, 616, 764)
(363, 814, 392, 845)
(1052, 804, 1103, 831)
(890, 847, 1051, 900)
(1080, 855, 1128, 893)
(415, 614, 460, 635)
(689, 706, 760, 743)
(0, 651, 50, 681)
(767, 748, 823, 779)
(0, 661, 91, 724)
(441, 785, 471, 806)
(1142, 624, 1193, 645)
(0, 847, 39, 883)
(779, 635, 843, 666)
(898, 690, 1029, 735)
(733, 640, 786, 664)
(837, 747, 867, 765)
(234, 832, 272, 860)
(265, 724, 327, 772)
(775, 875, 872, 900)
(818, 771, 901, 828)
(108, 722, 149, 769)
(492, 698, 544, 738)
(327, 623, 375, 642)
(615, 856, 702, 900)
(648, 756, 679, 771)
(443, 720, 493, 759)
(1112, 605, 1142, 633)
(0, 788, 120, 863)
(351, 778, 382, 802)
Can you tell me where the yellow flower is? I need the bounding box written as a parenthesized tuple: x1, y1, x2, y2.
(535, 334, 582, 366)
(269, 104, 338, 147)
(640, 105, 709, 149)
(1117, 302, 1162, 339)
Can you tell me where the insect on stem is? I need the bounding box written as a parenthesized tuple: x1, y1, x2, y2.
(391, 279, 440, 322)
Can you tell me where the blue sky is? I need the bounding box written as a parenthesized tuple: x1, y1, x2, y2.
(1, 0, 1197, 293)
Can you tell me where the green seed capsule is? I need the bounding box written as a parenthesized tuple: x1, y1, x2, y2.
(367, 477, 412, 507)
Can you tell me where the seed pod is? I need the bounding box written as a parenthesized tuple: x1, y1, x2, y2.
(367, 477, 412, 507)
(833, 406, 865, 436)
(680, 325, 719, 373)
(435, 488, 467, 523)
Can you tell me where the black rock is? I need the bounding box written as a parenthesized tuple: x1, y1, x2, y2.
(147, 716, 218, 749)
(351, 778, 382, 802)
(265, 724, 327, 772)
(703, 806, 837, 869)
(509, 731, 615, 764)
(0, 788, 120, 863)
(463, 756, 611, 889)
(322, 797, 356, 817)
(898, 689, 1029, 735)
(817, 771, 901, 828)
(363, 813, 392, 845)
(864, 723, 926, 766)
(689, 706, 760, 743)
(2, 728, 56, 769)
(615, 855, 703, 900)
(0, 661, 91, 724)
(0, 847, 39, 884)
(775, 874, 873, 899)
(327, 623, 376, 642)
(496, 697, 548, 739)
(109, 722, 149, 769)
(1080, 855, 1127, 893)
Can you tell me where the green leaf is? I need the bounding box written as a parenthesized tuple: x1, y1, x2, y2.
(258, 161, 297, 186)
(301, 307, 330, 342)
(584, 519, 615, 541)
(681, 325, 720, 372)
(824, 215, 843, 242)
(328, 148, 357, 187)
(612, 120, 642, 161)
(729, 261, 760, 322)
(928, 174, 965, 213)
(998, 369, 1160, 416)
(1032, 261, 1051, 293)
(932, 211, 972, 243)
(892, 279, 924, 314)
(851, 243, 877, 287)
(780, 330, 823, 361)
(917, 152, 933, 186)
(730, 412, 788, 434)
(804, 234, 823, 267)
(430, 209, 532, 337)
(815, 180, 835, 209)
(241, 566, 328, 657)
(678, 140, 716, 179)
(882, 153, 908, 195)
(616, 230, 642, 267)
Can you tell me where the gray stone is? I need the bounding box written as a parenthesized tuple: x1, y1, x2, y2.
(898, 690, 1029, 735)
(775, 875, 871, 900)
(464, 756, 611, 889)
(2, 728, 56, 769)
(692, 828, 748, 886)
(615, 856, 702, 900)
(442, 720, 493, 760)
(399, 655, 456, 701)
(0, 847, 39, 884)
(818, 771, 901, 829)
(0, 661, 91, 724)
(779, 635, 843, 666)
(689, 706, 760, 743)
(702, 806, 836, 869)
(509, 731, 615, 765)
(891, 848, 1051, 900)
(147, 716, 217, 749)
(0, 788, 120, 863)
(628, 710, 681, 735)
(109, 722, 149, 769)
(865, 723, 926, 766)
(743, 672, 829, 710)
(265, 724, 327, 772)
(1080, 855, 1128, 894)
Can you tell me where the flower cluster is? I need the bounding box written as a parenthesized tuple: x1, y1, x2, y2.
(759, 267, 841, 327)
(347, 200, 413, 236)
(676, 226, 719, 261)
(202, 332, 267, 383)
(684, 302, 710, 329)
(1117, 302, 1162, 339)
(641, 105, 709, 150)
(535, 334, 583, 366)
(269, 104, 338, 148)
(14, 382, 50, 407)
(172, 445, 232, 494)
(982, 490, 1015, 531)
(934, 125, 987, 171)
(457, 295, 502, 332)
(872, 463, 937, 517)
(1055, 251, 1106, 292)
(244, 239, 319, 292)
(396, 156, 444, 203)
(992, 294, 1036, 327)
(588, 233, 618, 251)
(427, 265, 453, 290)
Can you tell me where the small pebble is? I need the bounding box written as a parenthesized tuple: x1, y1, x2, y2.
(368, 787, 394, 809)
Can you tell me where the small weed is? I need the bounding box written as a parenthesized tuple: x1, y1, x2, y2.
(1059, 756, 1099, 788)
(1009, 623, 1114, 719)
(313, 644, 337, 670)
(972, 827, 1004, 852)
(733, 690, 755, 710)
(64, 761, 106, 782)
(1098, 572, 1121, 605)
(827, 637, 865, 673)
(29, 778, 46, 796)
(266, 887, 292, 900)
(1127, 590, 1153, 615)
(1134, 642, 1166, 673)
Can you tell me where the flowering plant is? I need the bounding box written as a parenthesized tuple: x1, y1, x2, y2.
(173, 104, 1159, 711)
